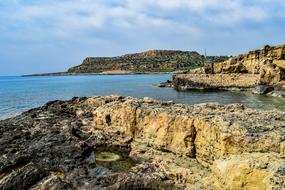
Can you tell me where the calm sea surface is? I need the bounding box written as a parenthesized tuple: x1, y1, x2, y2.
(1, 74, 285, 119)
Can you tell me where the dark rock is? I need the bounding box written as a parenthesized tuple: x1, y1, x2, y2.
(88, 167, 112, 177)
(30, 174, 75, 190)
(252, 85, 274, 95)
(0, 96, 172, 189)
(267, 90, 285, 98)
(157, 80, 173, 88)
(157, 83, 166, 87)
(0, 163, 47, 190)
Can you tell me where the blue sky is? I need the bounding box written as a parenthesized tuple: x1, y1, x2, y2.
(0, 0, 285, 75)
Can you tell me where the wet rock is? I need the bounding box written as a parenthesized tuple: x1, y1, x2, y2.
(95, 152, 120, 162)
(157, 83, 167, 87)
(88, 167, 112, 177)
(267, 90, 285, 98)
(87, 151, 96, 164)
(83, 163, 179, 190)
(252, 85, 274, 95)
(157, 80, 173, 88)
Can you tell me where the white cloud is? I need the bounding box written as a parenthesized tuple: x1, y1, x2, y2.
(124, 0, 269, 26)
(0, 0, 201, 39)
(0, 0, 283, 52)
(1, 0, 282, 36)
(0, 0, 285, 75)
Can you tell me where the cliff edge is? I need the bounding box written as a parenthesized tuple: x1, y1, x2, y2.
(171, 44, 285, 95)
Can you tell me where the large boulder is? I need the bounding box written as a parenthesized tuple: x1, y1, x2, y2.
(259, 60, 285, 85)
(252, 85, 274, 95)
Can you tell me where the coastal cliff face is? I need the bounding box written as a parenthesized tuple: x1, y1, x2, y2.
(193, 45, 285, 86)
(171, 45, 285, 93)
(1, 96, 284, 189)
(68, 50, 228, 73)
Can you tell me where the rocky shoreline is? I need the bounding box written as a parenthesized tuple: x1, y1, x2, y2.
(22, 71, 177, 77)
(160, 45, 285, 98)
(1, 95, 285, 190)
(158, 74, 285, 98)
(172, 74, 259, 91)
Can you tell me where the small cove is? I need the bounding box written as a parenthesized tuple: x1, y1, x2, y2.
(0, 74, 285, 120)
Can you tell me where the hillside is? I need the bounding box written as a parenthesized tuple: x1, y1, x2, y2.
(67, 50, 228, 73)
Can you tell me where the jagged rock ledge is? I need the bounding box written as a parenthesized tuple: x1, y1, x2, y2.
(1, 95, 285, 189)
(172, 73, 259, 91)
(165, 44, 285, 97)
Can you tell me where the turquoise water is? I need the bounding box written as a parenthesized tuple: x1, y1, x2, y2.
(0, 74, 285, 119)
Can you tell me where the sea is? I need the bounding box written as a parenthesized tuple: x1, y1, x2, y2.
(1, 74, 285, 120)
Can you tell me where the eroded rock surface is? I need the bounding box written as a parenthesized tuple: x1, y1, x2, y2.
(197, 44, 285, 78)
(0, 95, 285, 189)
(172, 74, 259, 90)
(173, 44, 285, 94)
(211, 153, 285, 190)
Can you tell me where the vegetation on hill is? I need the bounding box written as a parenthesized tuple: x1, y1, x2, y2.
(68, 50, 228, 73)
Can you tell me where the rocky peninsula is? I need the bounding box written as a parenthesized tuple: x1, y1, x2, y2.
(169, 44, 285, 97)
(24, 50, 227, 76)
(1, 95, 285, 190)
(68, 50, 227, 74)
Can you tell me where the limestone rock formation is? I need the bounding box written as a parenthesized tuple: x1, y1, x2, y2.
(196, 44, 285, 86)
(172, 74, 259, 90)
(259, 59, 285, 85)
(1, 96, 284, 189)
(171, 44, 285, 93)
(211, 153, 285, 190)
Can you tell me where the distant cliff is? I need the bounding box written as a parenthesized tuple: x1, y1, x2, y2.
(67, 50, 228, 73)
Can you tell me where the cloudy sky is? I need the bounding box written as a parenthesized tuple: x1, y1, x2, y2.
(0, 0, 285, 75)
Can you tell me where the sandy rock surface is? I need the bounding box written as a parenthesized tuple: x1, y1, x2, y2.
(0, 95, 285, 189)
